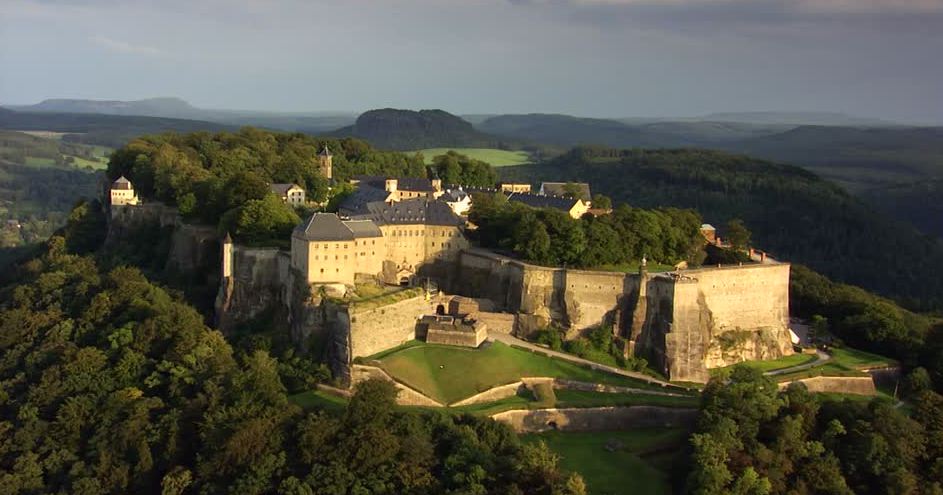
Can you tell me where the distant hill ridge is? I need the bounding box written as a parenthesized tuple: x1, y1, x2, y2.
(330, 108, 511, 151)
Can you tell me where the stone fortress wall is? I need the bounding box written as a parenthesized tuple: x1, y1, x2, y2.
(451, 249, 793, 382)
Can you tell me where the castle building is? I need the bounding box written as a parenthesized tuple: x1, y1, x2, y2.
(318, 146, 333, 180)
(291, 198, 468, 287)
(339, 176, 444, 216)
(539, 181, 591, 201)
(499, 182, 532, 194)
(110, 176, 140, 206)
(270, 183, 306, 207)
(442, 188, 472, 216)
(507, 192, 589, 219)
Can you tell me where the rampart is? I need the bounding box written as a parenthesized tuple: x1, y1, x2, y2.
(347, 294, 435, 358)
(452, 250, 792, 382)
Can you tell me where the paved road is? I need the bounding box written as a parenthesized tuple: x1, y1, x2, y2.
(488, 333, 684, 390)
(764, 350, 831, 376)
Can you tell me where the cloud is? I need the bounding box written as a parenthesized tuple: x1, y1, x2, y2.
(89, 35, 164, 56)
(514, 0, 943, 14)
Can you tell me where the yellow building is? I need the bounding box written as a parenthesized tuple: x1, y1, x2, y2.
(292, 198, 467, 287)
(499, 182, 532, 194)
(109, 176, 140, 206)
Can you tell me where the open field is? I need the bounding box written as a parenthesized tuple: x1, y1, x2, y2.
(415, 148, 531, 167)
(376, 341, 669, 404)
(524, 428, 687, 495)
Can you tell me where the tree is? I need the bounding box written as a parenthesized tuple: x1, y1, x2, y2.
(590, 193, 612, 209)
(726, 219, 751, 251)
(220, 194, 301, 244)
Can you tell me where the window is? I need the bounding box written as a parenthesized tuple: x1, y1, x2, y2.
(320, 268, 324, 273)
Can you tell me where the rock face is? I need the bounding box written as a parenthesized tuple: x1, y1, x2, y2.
(452, 249, 793, 382)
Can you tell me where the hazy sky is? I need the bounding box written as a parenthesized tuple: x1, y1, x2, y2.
(2, 0, 942, 122)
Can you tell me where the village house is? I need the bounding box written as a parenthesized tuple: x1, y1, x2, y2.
(441, 188, 472, 216)
(270, 183, 306, 207)
(109, 176, 140, 206)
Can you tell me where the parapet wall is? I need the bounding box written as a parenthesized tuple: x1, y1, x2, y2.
(348, 294, 435, 358)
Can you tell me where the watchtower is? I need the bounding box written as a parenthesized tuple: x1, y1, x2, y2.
(318, 145, 333, 180)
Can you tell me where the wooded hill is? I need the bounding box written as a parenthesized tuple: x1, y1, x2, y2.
(331, 108, 517, 151)
(499, 147, 943, 311)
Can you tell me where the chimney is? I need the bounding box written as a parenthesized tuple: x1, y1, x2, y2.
(385, 178, 398, 193)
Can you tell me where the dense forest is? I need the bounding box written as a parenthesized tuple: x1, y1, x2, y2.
(499, 147, 943, 311)
(468, 191, 704, 268)
(331, 109, 513, 151)
(0, 206, 586, 494)
(688, 366, 943, 494)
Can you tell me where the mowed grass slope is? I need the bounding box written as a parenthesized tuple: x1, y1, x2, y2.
(376, 341, 668, 404)
(416, 148, 531, 167)
(524, 428, 687, 495)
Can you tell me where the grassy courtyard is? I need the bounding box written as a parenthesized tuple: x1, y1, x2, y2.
(376, 341, 671, 404)
(415, 148, 531, 167)
(523, 428, 687, 495)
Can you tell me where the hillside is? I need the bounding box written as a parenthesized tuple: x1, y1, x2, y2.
(700, 111, 897, 126)
(6, 98, 357, 135)
(499, 147, 943, 311)
(20, 96, 198, 117)
(331, 108, 510, 150)
(0, 108, 232, 148)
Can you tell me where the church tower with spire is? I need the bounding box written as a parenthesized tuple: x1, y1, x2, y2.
(318, 145, 333, 180)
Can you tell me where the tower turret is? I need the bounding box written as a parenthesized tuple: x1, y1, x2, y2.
(318, 145, 333, 180)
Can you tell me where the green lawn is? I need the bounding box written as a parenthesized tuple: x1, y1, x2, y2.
(523, 428, 687, 495)
(829, 347, 897, 369)
(415, 148, 531, 167)
(377, 341, 671, 404)
(288, 390, 348, 413)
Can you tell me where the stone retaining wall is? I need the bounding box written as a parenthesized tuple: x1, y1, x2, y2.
(450, 381, 527, 406)
(350, 364, 444, 406)
(778, 376, 877, 396)
(492, 406, 698, 433)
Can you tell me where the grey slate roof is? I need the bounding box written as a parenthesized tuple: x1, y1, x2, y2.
(338, 185, 392, 216)
(540, 182, 591, 200)
(344, 219, 383, 238)
(294, 213, 386, 241)
(508, 192, 580, 211)
(352, 198, 464, 227)
(111, 176, 132, 190)
(295, 213, 355, 241)
(318, 145, 332, 157)
(270, 183, 301, 196)
(443, 189, 468, 202)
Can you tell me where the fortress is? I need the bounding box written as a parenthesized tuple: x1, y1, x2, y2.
(106, 174, 793, 384)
